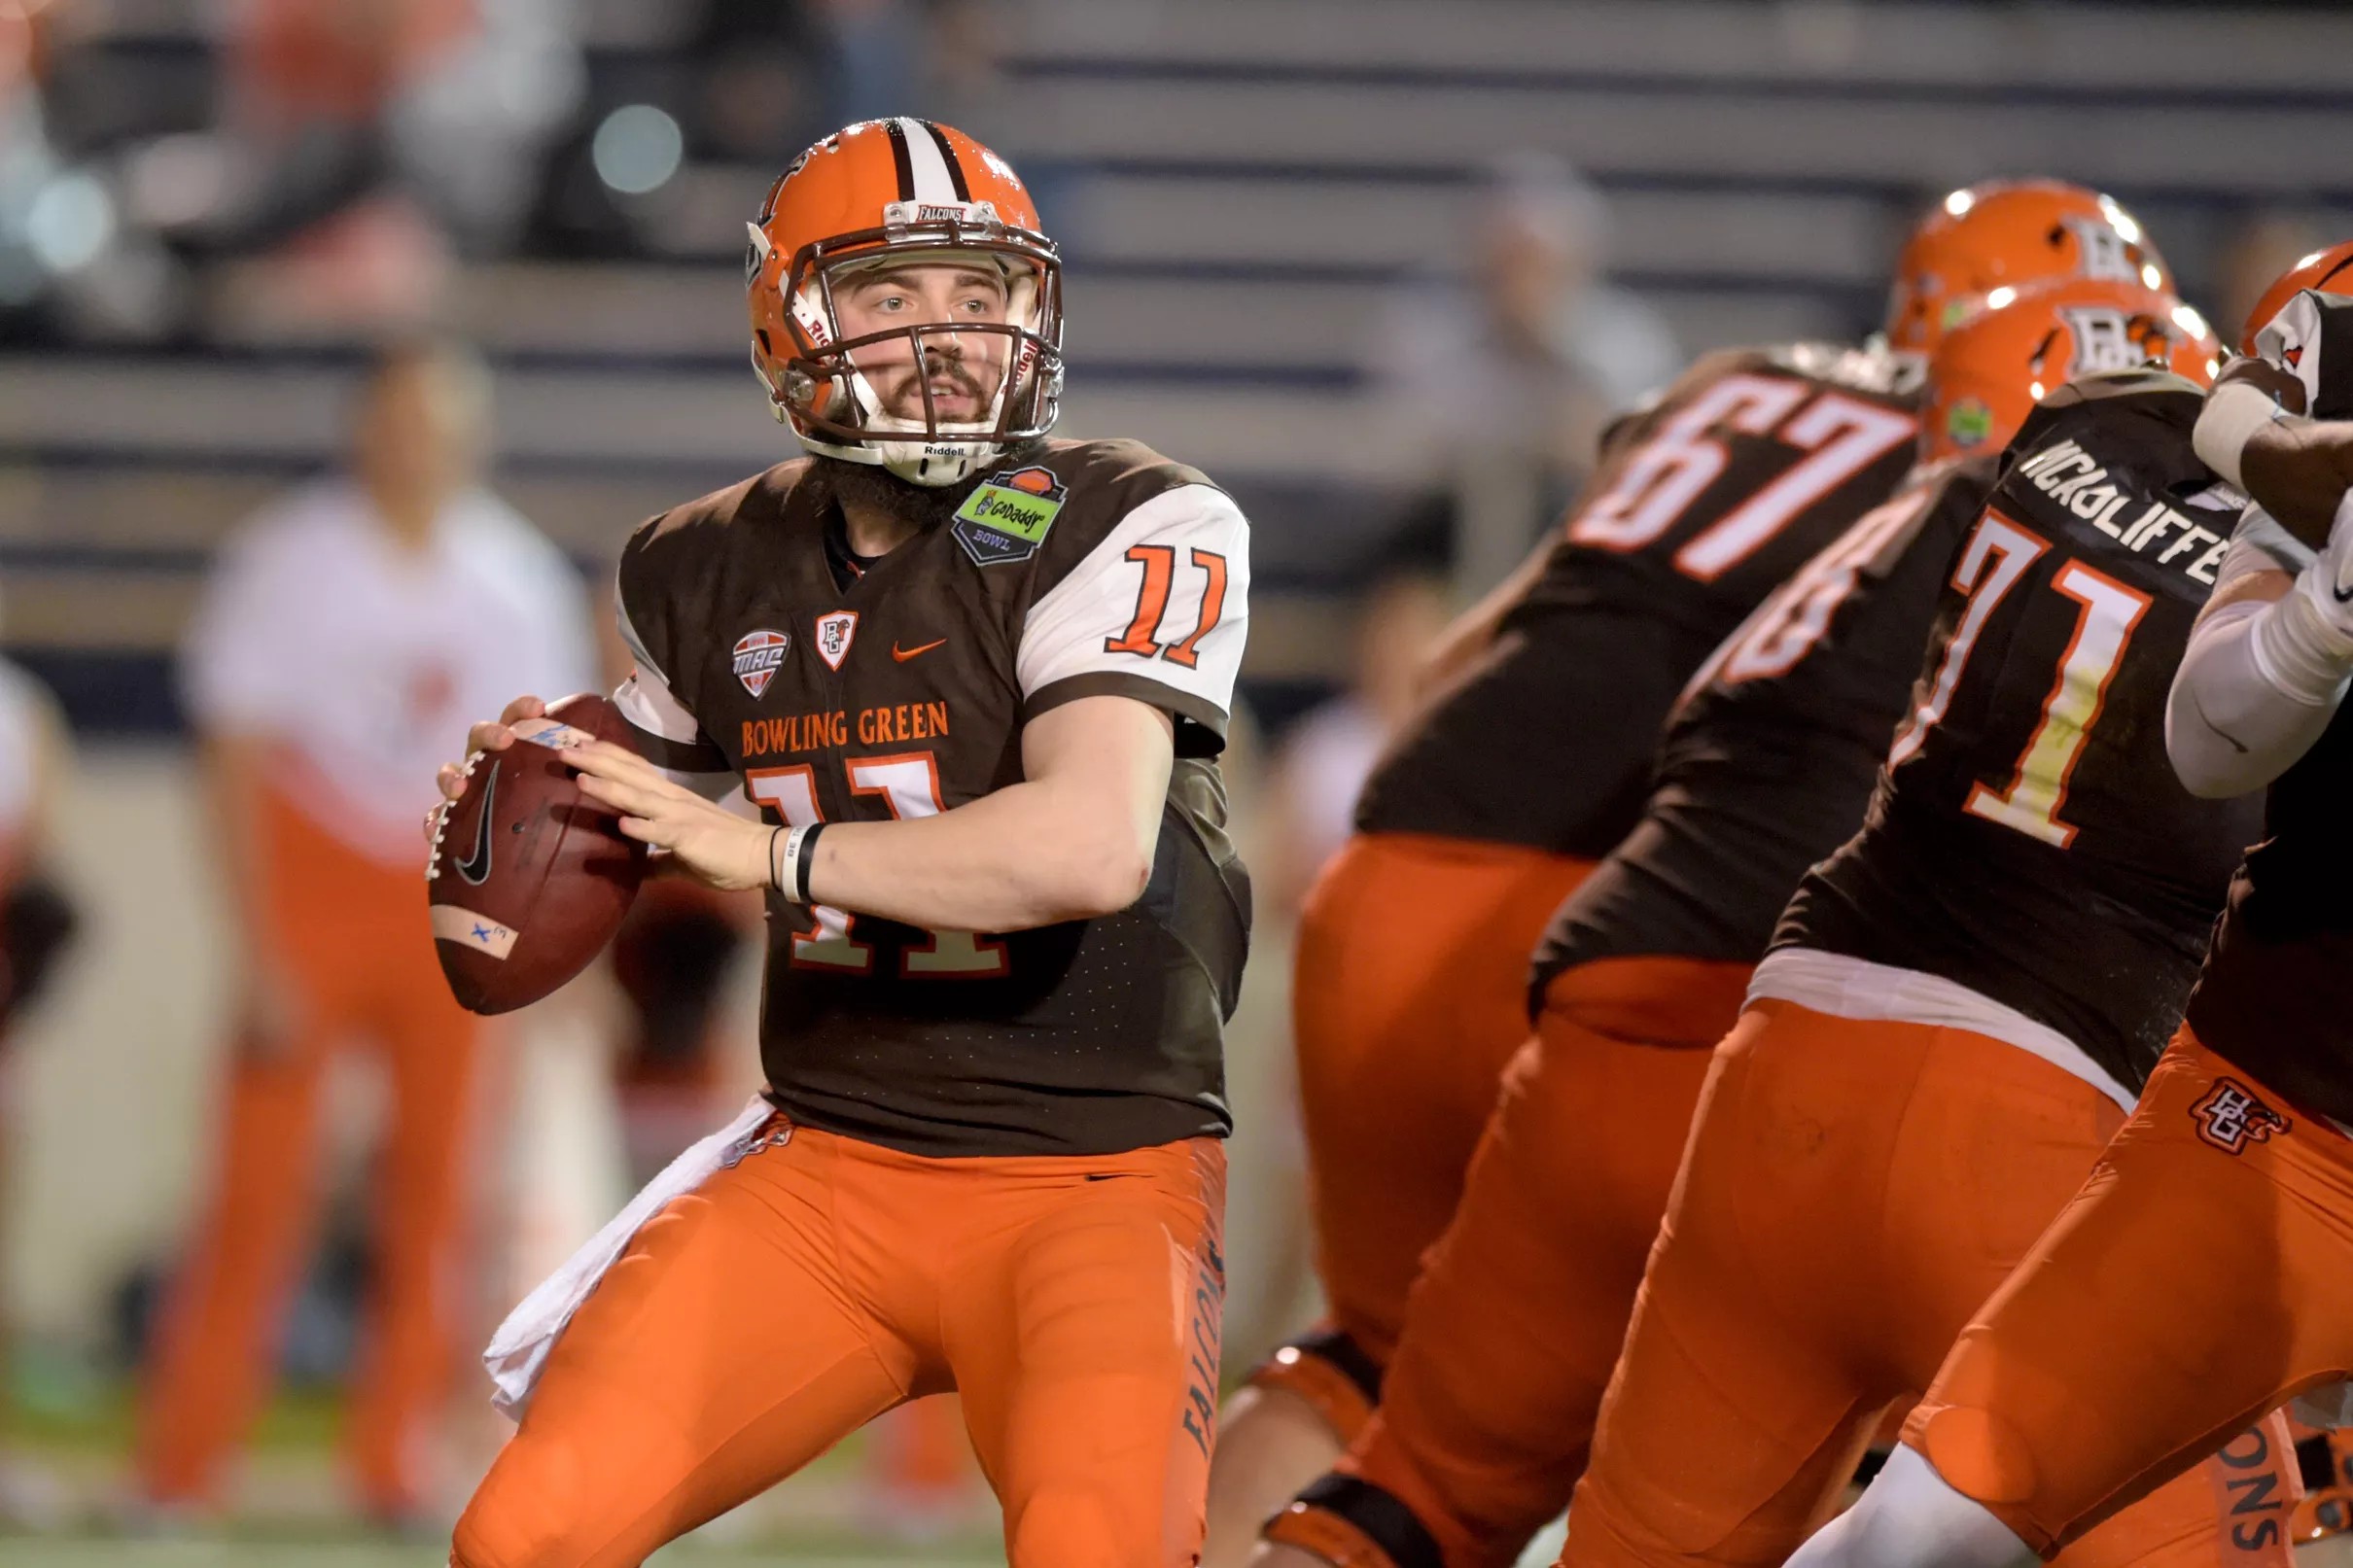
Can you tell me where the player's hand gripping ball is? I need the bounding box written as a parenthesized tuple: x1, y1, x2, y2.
(426, 692, 648, 1014)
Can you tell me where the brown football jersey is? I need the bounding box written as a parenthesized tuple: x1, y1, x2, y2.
(612, 439, 1252, 1157)
(1785, 372, 2260, 1097)
(1355, 342, 1921, 858)
(1529, 456, 1999, 999)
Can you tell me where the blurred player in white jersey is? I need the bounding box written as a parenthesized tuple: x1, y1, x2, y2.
(0, 634, 76, 1526)
(136, 339, 595, 1522)
(0, 645, 73, 1041)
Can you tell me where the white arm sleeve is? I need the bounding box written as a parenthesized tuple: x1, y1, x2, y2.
(1017, 483, 1251, 753)
(611, 579, 739, 801)
(2165, 506, 2349, 797)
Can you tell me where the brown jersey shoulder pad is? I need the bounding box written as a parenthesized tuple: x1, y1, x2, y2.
(617, 460, 806, 681)
(997, 437, 1225, 597)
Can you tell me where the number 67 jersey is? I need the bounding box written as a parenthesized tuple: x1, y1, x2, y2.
(611, 438, 1252, 1158)
(1779, 370, 2265, 1097)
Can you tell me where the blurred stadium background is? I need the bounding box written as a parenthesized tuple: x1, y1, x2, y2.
(6, 0, 2353, 1563)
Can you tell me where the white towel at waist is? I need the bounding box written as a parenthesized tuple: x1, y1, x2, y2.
(483, 1094, 776, 1419)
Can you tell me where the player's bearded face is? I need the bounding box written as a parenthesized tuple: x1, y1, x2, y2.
(834, 261, 1015, 425)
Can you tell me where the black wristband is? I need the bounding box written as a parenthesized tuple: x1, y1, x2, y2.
(794, 822, 825, 904)
(768, 825, 787, 895)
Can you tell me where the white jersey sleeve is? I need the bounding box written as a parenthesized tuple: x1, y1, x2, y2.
(611, 572, 738, 800)
(2166, 500, 2350, 798)
(180, 503, 313, 733)
(0, 658, 49, 846)
(475, 501, 600, 704)
(1016, 483, 1250, 755)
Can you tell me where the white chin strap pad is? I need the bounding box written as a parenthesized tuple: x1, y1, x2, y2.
(841, 365, 1010, 488)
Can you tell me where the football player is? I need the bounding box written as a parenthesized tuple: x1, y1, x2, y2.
(1560, 278, 2313, 1567)
(1785, 252, 2353, 1568)
(143, 339, 595, 1523)
(1249, 278, 2209, 1568)
(0, 648, 72, 1044)
(1206, 181, 2165, 1562)
(436, 120, 1251, 1568)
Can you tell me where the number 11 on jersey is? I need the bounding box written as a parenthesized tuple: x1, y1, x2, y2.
(745, 759, 1009, 977)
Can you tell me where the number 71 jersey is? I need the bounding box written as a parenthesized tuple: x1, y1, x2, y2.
(611, 438, 1252, 1159)
(1783, 370, 2264, 1094)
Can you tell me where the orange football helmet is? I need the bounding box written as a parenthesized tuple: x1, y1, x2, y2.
(1886, 180, 2174, 355)
(1921, 277, 2217, 464)
(745, 118, 1063, 486)
(2238, 239, 2353, 355)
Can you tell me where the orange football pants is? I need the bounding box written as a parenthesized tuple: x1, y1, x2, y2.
(138, 786, 480, 1515)
(452, 1121, 1228, 1568)
(1324, 955, 1747, 1568)
(1286, 832, 1594, 1401)
(1900, 1022, 2348, 1558)
(1563, 1000, 2297, 1568)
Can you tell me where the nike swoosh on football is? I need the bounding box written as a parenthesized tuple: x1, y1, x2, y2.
(455, 767, 497, 886)
(892, 639, 947, 661)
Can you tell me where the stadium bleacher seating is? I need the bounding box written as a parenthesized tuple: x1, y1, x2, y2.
(8, 0, 2353, 730)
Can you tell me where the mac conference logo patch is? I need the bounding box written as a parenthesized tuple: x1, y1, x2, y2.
(732, 628, 790, 698)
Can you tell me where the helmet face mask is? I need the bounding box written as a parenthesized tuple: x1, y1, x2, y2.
(746, 122, 1067, 488)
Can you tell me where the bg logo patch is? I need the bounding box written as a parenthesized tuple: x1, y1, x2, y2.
(953, 466, 1066, 567)
(2192, 1077, 2288, 1154)
(731, 628, 790, 698)
(813, 610, 859, 672)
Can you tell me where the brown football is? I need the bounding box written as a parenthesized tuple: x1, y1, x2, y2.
(426, 692, 649, 1015)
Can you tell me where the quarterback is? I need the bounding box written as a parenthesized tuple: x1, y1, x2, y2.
(438, 120, 1251, 1568)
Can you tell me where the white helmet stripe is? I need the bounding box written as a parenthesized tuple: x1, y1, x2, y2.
(896, 117, 959, 204)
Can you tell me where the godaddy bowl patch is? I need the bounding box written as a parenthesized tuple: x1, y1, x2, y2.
(953, 466, 1066, 567)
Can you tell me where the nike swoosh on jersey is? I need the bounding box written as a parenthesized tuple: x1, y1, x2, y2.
(455, 768, 497, 885)
(892, 639, 947, 661)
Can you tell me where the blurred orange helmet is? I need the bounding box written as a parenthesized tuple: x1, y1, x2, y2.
(1921, 277, 2217, 465)
(746, 118, 1063, 487)
(2237, 239, 2353, 355)
(1886, 180, 2174, 355)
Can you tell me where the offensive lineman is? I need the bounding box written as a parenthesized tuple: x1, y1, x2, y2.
(1786, 252, 2353, 1568)
(1255, 280, 2222, 1568)
(1561, 285, 2304, 1567)
(437, 121, 1250, 1568)
(1208, 181, 2163, 1562)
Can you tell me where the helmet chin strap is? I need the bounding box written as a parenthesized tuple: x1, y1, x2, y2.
(842, 362, 1012, 488)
